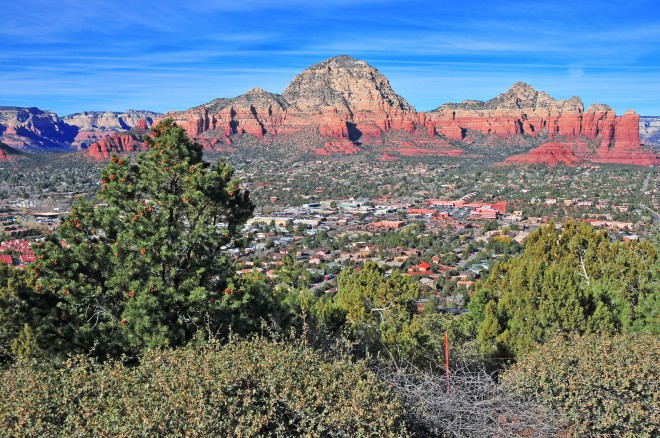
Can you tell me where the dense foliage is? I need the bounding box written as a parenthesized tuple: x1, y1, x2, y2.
(501, 333, 659, 437)
(0, 336, 409, 437)
(470, 221, 659, 358)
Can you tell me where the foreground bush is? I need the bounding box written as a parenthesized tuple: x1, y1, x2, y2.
(501, 333, 659, 437)
(0, 337, 409, 437)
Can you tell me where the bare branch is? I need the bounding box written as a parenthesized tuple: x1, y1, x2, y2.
(379, 362, 558, 437)
(578, 254, 590, 286)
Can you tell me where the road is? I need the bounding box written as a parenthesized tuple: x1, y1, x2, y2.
(458, 251, 479, 269)
(640, 204, 660, 221)
(642, 174, 650, 192)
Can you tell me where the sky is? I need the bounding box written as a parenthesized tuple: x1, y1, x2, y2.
(1, 0, 659, 116)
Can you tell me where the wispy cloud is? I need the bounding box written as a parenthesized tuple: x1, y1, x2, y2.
(1, 0, 659, 115)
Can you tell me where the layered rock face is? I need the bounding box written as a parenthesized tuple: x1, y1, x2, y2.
(504, 108, 658, 167)
(159, 63, 651, 164)
(425, 82, 656, 166)
(0, 107, 159, 151)
(63, 110, 158, 131)
(589, 110, 658, 165)
(0, 107, 78, 150)
(504, 142, 584, 166)
(84, 123, 151, 160)
(5, 56, 653, 166)
(430, 82, 605, 143)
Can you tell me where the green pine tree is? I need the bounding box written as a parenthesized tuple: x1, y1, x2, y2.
(29, 119, 256, 359)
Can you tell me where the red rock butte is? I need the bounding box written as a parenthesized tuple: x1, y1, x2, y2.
(429, 83, 658, 166)
(504, 142, 584, 166)
(153, 56, 450, 159)
(85, 132, 149, 161)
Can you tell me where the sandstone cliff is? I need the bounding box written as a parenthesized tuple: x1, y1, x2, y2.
(504, 142, 584, 166)
(159, 62, 651, 164)
(429, 82, 601, 142)
(426, 83, 655, 166)
(84, 123, 151, 160)
(0, 107, 78, 150)
(159, 55, 449, 158)
(5, 56, 653, 166)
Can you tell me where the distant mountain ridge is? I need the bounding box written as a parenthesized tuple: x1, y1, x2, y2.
(1, 55, 657, 166)
(154, 56, 656, 165)
(0, 107, 160, 151)
(640, 116, 660, 148)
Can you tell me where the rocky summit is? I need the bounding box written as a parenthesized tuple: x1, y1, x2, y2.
(160, 55, 436, 157)
(1, 56, 656, 166)
(426, 82, 658, 166)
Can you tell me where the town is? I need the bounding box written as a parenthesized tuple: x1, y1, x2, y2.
(2, 153, 657, 313)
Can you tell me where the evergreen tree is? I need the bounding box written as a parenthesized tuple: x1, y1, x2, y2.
(470, 222, 659, 358)
(315, 262, 421, 362)
(29, 119, 255, 359)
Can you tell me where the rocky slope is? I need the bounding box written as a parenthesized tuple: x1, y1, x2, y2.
(428, 82, 629, 149)
(500, 108, 658, 166)
(84, 120, 151, 160)
(503, 142, 584, 166)
(0, 107, 78, 150)
(4, 55, 653, 166)
(151, 60, 652, 164)
(425, 82, 656, 166)
(0, 107, 159, 151)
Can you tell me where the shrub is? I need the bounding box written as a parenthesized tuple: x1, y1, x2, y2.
(0, 336, 409, 437)
(501, 333, 659, 437)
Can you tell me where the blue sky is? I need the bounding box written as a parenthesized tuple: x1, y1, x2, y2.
(2, 0, 659, 116)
